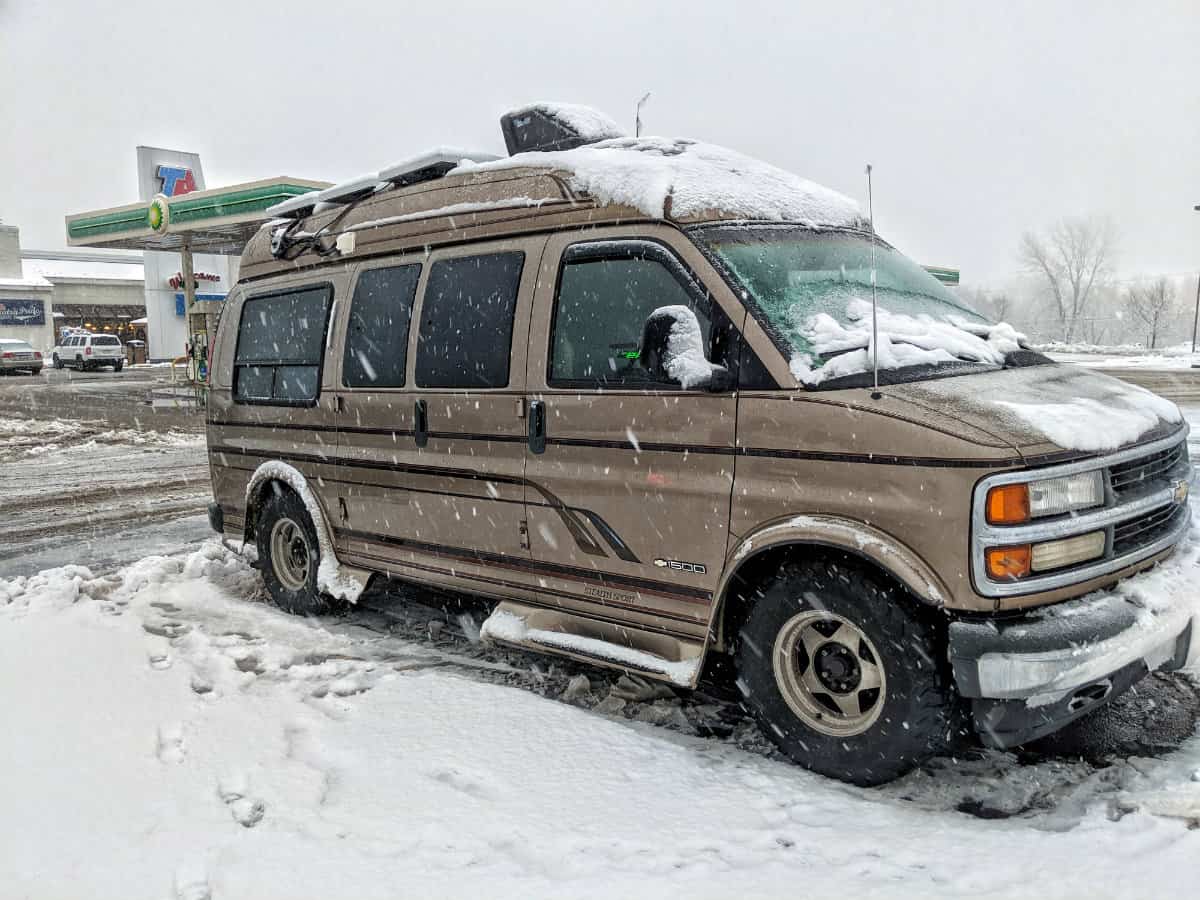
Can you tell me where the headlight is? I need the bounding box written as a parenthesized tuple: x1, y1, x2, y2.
(986, 470, 1104, 524)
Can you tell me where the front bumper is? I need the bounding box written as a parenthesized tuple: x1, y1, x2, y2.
(949, 585, 1194, 748)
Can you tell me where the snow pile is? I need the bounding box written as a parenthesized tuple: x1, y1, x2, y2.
(455, 136, 863, 227)
(5, 535, 1200, 896)
(994, 378, 1182, 452)
(506, 101, 627, 142)
(788, 298, 1025, 385)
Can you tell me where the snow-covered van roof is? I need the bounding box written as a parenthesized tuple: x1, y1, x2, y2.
(239, 106, 865, 278)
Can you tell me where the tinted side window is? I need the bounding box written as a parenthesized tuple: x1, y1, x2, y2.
(415, 252, 524, 388)
(550, 254, 711, 387)
(343, 264, 421, 388)
(94, 336, 120, 346)
(234, 285, 332, 405)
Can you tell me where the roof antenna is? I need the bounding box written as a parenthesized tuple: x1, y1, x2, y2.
(635, 92, 651, 137)
(866, 163, 881, 399)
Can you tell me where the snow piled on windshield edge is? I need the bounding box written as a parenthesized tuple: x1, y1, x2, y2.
(788, 298, 1024, 385)
(455, 136, 863, 227)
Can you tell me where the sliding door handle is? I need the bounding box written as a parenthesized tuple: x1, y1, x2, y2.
(528, 399, 546, 454)
(414, 398, 428, 448)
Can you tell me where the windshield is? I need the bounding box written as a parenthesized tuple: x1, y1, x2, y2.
(696, 225, 1009, 386)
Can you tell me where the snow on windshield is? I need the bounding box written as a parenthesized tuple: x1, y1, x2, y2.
(789, 298, 1025, 385)
(455, 137, 864, 227)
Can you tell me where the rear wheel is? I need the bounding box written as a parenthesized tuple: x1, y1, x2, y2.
(256, 487, 338, 616)
(52, 355, 63, 370)
(735, 556, 956, 786)
(112, 361, 124, 372)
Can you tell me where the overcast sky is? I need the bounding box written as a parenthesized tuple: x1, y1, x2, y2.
(1, 0, 1197, 287)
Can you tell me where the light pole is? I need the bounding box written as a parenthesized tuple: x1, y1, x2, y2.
(1194, 205, 1200, 355)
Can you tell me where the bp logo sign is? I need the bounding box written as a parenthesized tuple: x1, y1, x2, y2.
(148, 195, 171, 234)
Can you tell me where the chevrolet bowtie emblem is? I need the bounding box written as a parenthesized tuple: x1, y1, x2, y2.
(1172, 479, 1190, 504)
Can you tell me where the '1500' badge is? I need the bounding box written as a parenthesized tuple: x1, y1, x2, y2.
(654, 558, 707, 575)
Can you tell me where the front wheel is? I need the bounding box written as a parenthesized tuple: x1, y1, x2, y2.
(52, 355, 63, 370)
(736, 556, 956, 786)
(256, 487, 339, 616)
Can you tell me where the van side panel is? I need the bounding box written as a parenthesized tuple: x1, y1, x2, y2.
(334, 236, 547, 580)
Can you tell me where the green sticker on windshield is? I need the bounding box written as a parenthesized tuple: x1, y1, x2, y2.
(622, 350, 641, 360)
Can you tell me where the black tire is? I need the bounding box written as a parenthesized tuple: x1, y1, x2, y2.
(75, 356, 85, 371)
(735, 555, 956, 786)
(113, 361, 124, 372)
(31, 367, 42, 376)
(256, 486, 338, 616)
(52, 355, 63, 370)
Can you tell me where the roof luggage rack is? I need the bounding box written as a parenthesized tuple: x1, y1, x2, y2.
(265, 147, 500, 220)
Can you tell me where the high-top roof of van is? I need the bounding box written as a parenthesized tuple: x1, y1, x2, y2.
(239, 105, 866, 281)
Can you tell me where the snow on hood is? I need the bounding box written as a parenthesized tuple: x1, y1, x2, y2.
(891, 364, 1183, 454)
(454, 137, 863, 227)
(789, 298, 1025, 386)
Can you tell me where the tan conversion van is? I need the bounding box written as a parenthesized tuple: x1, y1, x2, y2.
(206, 104, 1194, 785)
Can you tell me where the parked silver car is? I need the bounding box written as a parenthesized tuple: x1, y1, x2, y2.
(0, 338, 44, 375)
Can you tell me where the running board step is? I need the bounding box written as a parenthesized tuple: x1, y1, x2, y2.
(480, 601, 705, 688)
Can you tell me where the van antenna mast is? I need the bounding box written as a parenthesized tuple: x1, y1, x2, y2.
(866, 163, 880, 397)
(636, 92, 651, 137)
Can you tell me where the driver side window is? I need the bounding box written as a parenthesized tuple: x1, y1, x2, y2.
(549, 247, 712, 388)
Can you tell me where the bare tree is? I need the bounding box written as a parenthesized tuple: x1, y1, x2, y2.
(1125, 277, 1175, 349)
(1019, 217, 1116, 341)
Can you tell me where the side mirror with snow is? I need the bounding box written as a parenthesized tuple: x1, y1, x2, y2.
(639, 306, 732, 392)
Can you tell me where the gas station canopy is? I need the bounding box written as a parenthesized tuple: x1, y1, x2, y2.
(65, 176, 330, 254)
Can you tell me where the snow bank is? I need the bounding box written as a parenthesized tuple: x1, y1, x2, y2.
(455, 136, 863, 227)
(788, 298, 1025, 385)
(6, 535, 1200, 897)
(243, 461, 365, 603)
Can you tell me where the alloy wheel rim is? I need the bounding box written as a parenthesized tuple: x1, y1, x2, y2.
(269, 517, 311, 591)
(772, 610, 887, 737)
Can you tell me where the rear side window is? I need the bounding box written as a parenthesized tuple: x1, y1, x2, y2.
(234, 285, 333, 405)
(343, 264, 421, 388)
(415, 252, 524, 388)
(549, 249, 712, 387)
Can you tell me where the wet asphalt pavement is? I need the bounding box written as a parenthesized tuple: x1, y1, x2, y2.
(1, 366, 1199, 804)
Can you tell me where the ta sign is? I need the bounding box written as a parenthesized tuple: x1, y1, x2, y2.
(157, 165, 197, 197)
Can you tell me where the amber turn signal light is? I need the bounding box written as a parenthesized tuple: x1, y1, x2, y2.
(986, 484, 1030, 525)
(986, 545, 1032, 580)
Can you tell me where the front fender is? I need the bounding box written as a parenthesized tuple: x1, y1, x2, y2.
(243, 460, 368, 603)
(718, 514, 952, 610)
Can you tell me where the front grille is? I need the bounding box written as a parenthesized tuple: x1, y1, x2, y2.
(1112, 503, 1184, 555)
(1110, 442, 1187, 497)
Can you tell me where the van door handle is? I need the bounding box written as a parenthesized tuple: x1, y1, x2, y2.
(414, 398, 428, 448)
(528, 399, 546, 455)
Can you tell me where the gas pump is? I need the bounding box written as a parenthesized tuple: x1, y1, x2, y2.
(185, 330, 209, 383)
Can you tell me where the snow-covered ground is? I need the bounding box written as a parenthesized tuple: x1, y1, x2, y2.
(1043, 341, 1200, 370)
(3, 414, 1200, 898)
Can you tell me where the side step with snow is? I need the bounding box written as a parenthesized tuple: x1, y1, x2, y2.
(480, 601, 706, 688)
